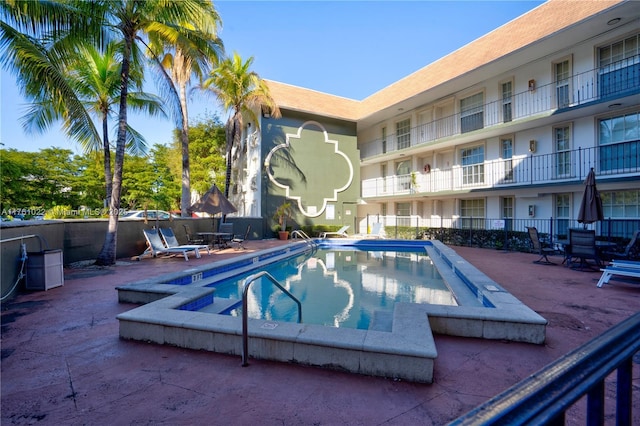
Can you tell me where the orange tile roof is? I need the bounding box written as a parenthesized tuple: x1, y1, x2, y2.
(266, 0, 625, 122)
(265, 80, 361, 121)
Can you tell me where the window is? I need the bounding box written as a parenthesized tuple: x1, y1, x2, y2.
(381, 164, 388, 193)
(598, 33, 639, 97)
(501, 137, 513, 182)
(396, 202, 411, 226)
(555, 126, 571, 177)
(381, 126, 387, 154)
(555, 60, 570, 108)
(460, 92, 484, 133)
(396, 160, 411, 191)
(602, 190, 639, 217)
(460, 199, 484, 229)
(501, 197, 514, 231)
(396, 119, 411, 150)
(599, 111, 640, 172)
(501, 81, 512, 123)
(555, 194, 570, 238)
(461, 145, 484, 185)
(502, 197, 514, 219)
(601, 190, 640, 237)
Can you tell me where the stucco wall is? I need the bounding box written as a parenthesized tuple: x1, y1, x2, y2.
(0, 217, 264, 300)
(261, 110, 360, 231)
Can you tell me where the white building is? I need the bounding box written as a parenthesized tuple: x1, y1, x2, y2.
(256, 0, 639, 240)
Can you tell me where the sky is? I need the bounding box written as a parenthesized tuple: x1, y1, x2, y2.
(0, 0, 544, 154)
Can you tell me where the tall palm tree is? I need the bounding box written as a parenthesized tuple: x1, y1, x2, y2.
(66, 0, 226, 265)
(201, 52, 280, 200)
(2, 1, 224, 265)
(148, 17, 223, 217)
(22, 40, 167, 207)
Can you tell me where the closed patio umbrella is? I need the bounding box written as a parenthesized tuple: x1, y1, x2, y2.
(190, 184, 237, 218)
(577, 168, 604, 227)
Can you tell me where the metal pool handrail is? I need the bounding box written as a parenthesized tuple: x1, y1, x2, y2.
(241, 271, 302, 367)
(291, 229, 317, 245)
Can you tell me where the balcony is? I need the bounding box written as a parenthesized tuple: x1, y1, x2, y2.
(362, 142, 640, 198)
(360, 56, 640, 160)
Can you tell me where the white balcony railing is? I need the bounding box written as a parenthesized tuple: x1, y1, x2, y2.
(362, 143, 640, 198)
(360, 56, 640, 160)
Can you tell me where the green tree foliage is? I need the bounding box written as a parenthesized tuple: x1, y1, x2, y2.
(201, 52, 280, 199)
(180, 114, 227, 196)
(1, 115, 226, 218)
(0, 148, 80, 213)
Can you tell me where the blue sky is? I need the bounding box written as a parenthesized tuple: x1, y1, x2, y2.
(0, 1, 544, 154)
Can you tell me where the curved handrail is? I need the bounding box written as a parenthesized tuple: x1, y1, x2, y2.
(291, 229, 318, 250)
(241, 271, 302, 366)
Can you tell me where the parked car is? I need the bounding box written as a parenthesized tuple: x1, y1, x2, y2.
(120, 210, 177, 220)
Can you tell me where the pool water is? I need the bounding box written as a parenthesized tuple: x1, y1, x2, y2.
(206, 248, 456, 330)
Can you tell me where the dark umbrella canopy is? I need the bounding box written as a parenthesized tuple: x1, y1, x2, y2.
(190, 184, 237, 216)
(577, 168, 604, 225)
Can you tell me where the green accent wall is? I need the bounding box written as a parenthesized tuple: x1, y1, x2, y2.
(261, 110, 359, 233)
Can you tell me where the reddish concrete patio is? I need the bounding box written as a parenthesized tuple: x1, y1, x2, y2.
(1, 241, 638, 425)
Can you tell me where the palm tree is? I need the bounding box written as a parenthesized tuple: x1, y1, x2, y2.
(0, 1, 101, 151)
(22, 40, 167, 207)
(70, 0, 226, 265)
(201, 52, 280, 200)
(2, 0, 228, 265)
(148, 17, 224, 217)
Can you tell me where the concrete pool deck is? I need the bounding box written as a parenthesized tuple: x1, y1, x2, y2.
(114, 240, 546, 383)
(2, 240, 639, 424)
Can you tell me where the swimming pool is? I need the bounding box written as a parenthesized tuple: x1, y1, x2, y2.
(117, 239, 546, 383)
(204, 247, 457, 331)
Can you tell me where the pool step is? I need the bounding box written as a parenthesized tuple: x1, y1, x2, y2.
(198, 297, 240, 314)
(369, 310, 393, 332)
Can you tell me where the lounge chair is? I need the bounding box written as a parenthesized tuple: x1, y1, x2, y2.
(140, 229, 203, 261)
(354, 222, 385, 239)
(320, 225, 349, 238)
(159, 228, 210, 257)
(601, 230, 640, 261)
(231, 225, 251, 250)
(526, 226, 556, 265)
(597, 260, 640, 287)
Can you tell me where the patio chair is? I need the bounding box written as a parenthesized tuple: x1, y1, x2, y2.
(567, 228, 599, 270)
(320, 225, 349, 238)
(159, 227, 210, 257)
(601, 230, 640, 261)
(140, 229, 202, 261)
(526, 226, 556, 265)
(217, 222, 234, 248)
(183, 224, 205, 244)
(231, 225, 251, 250)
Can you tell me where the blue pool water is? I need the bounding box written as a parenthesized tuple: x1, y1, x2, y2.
(203, 247, 456, 330)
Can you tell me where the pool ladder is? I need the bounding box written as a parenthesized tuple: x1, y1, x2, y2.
(291, 229, 318, 250)
(241, 271, 302, 366)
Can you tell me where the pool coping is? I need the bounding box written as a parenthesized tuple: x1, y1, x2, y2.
(116, 240, 547, 383)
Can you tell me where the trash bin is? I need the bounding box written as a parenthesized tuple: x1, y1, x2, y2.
(26, 249, 64, 291)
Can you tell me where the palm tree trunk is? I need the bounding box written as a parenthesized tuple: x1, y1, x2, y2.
(96, 35, 132, 266)
(102, 116, 112, 208)
(224, 114, 240, 199)
(180, 81, 190, 217)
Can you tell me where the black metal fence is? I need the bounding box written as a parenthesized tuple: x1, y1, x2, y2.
(449, 312, 640, 425)
(368, 216, 640, 252)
